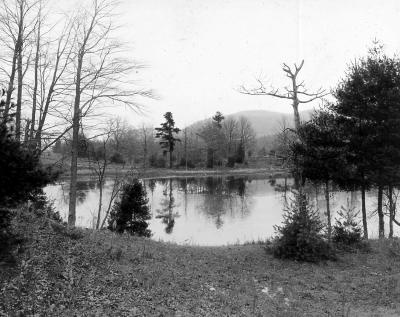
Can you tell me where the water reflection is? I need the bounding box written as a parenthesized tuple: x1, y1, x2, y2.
(43, 175, 399, 245)
(155, 178, 179, 234)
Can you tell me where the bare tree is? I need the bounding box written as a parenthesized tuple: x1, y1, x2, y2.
(33, 20, 75, 151)
(140, 124, 150, 169)
(67, 0, 152, 227)
(238, 116, 256, 158)
(0, 0, 38, 132)
(240, 60, 327, 131)
(222, 117, 238, 157)
(88, 128, 113, 229)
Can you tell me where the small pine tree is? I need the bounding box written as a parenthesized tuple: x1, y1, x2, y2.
(332, 202, 363, 247)
(108, 181, 151, 237)
(271, 192, 334, 262)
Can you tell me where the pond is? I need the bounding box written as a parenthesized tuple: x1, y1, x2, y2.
(44, 175, 397, 245)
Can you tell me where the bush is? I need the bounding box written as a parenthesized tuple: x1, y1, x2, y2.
(332, 203, 363, 249)
(235, 142, 245, 163)
(226, 156, 236, 168)
(108, 181, 151, 237)
(271, 192, 335, 262)
(149, 154, 166, 168)
(206, 148, 214, 168)
(0, 207, 14, 257)
(179, 158, 195, 168)
(110, 152, 125, 164)
(30, 190, 63, 223)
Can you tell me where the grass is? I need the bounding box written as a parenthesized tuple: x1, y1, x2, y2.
(1, 209, 400, 316)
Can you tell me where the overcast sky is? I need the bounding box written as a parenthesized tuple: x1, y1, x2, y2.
(63, 0, 400, 128)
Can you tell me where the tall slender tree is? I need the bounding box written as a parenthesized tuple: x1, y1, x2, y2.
(67, 0, 152, 227)
(155, 112, 181, 168)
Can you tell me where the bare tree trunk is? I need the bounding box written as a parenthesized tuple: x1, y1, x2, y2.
(142, 125, 147, 169)
(16, 45, 23, 139)
(377, 185, 385, 239)
(100, 178, 121, 229)
(169, 148, 173, 169)
(361, 182, 368, 239)
(325, 180, 331, 241)
(389, 185, 394, 238)
(4, 50, 18, 121)
(30, 10, 41, 142)
(96, 180, 103, 229)
(290, 72, 301, 131)
(184, 128, 187, 170)
(68, 54, 83, 227)
(23, 119, 30, 143)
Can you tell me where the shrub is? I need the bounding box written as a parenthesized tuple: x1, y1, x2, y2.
(179, 158, 195, 168)
(226, 156, 236, 168)
(110, 152, 125, 164)
(30, 190, 63, 223)
(387, 238, 400, 258)
(235, 142, 245, 163)
(108, 181, 151, 237)
(0, 207, 14, 257)
(206, 148, 214, 168)
(149, 154, 166, 168)
(271, 192, 335, 262)
(332, 203, 364, 249)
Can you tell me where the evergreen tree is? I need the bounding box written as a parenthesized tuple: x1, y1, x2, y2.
(0, 103, 53, 256)
(332, 44, 400, 238)
(108, 181, 151, 237)
(155, 112, 181, 168)
(272, 192, 334, 262)
(212, 111, 224, 128)
(293, 109, 347, 240)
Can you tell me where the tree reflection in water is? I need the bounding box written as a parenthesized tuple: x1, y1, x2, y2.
(155, 178, 180, 234)
(269, 176, 292, 204)
(195, 176, 252, 229)
(60, 180, 98, 205)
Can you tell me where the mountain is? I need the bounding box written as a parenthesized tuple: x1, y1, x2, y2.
(226, 109, 313, 136)
(188, 109, 314, 137)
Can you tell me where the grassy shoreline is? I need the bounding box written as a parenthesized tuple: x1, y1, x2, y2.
(1, 209, 400, 316)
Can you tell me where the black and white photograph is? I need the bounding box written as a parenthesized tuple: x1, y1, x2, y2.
(1, 0, 400, 315)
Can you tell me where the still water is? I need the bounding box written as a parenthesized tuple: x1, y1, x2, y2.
(44, 175, 397, 245)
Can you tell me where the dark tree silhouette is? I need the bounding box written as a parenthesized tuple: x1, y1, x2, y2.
(212, 111, 225, 128)
(155, 112, 181, 168)
(108, 181, 151, 237)
(332, 44, 400, 238)
(0, 99, 53, 256)
(293, 109, 347, 240)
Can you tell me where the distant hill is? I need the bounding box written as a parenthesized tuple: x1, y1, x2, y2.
(226, 109, 313, 136)
(188, 109, 314, 137)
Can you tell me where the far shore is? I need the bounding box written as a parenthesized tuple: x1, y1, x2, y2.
(55, 165, 291, 181)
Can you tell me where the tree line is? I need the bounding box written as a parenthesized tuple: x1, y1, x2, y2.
(52, 110, 261, 170)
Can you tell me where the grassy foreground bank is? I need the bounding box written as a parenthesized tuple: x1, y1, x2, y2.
(1, 210, 400, 316)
